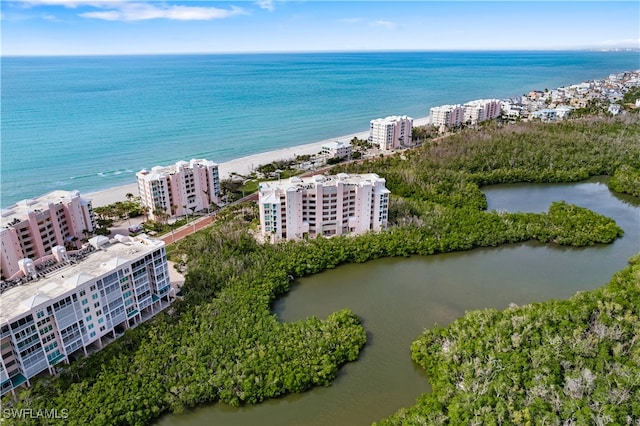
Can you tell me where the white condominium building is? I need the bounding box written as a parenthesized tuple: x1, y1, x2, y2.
(463, 99, 502, 124)
(258, 173, 390, 242)
(0, 234, 173, 397)
(429, 104, 464, 127)
(321, 141, 352, 159)
(369, 116, 413, 151)
(1, 191, 96, 280)
(137, 159, 221, 221)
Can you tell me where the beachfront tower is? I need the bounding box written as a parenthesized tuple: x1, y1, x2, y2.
(463, 99, 502, 124)
(368, 116, 413, 151)
(1, 191, 96, 280)
(136, 159, 221, 221)
(0, 234, 173, 398)
(429, 104, 464, 128)
(258, 173, 390, 242)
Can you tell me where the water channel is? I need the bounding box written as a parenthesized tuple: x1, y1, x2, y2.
(157, 178, 639, 426)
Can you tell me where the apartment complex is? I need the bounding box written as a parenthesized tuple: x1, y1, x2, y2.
(463, 99, 502, 124)
(429, 104, 465, 128)
(0, 234, 172, 397)
(258, 173, 390, 242)
(369, 116, 413, 151)
(321, 141, 352, 159)
(136, 159, 221, 221)
(1, 191, 96, 280)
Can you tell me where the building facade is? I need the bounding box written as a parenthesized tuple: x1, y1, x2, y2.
(136, 159, 221, 221)
(1, 191, 96, 280)
(463, 99, 502, 124)
(258, 173, 390, 242)
(0, 234, 173, 397)
(321, 141, 352, 159)
(429, 104, 464, 128)
(369, 116, 413, 151)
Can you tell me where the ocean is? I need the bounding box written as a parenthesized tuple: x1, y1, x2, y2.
(2, 50, 639, 207)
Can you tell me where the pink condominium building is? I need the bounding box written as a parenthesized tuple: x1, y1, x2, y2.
(258, 173, 390, 242)
(136, 159, 221, 221)
(429, 104, 465, 127)
(369, 116, 413, 151)
(430, 99, 502, 128)
(463, 99, 502, 124)
(1, 190, 96, 280)
(0, 234, 173, 397)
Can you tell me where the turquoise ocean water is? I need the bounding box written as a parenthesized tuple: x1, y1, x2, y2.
(2, 51, 639, 207)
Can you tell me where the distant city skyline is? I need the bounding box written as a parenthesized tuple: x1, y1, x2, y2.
(1, 1, 639, 56)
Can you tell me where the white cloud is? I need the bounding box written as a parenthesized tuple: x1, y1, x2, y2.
(256, 0, 274, 12)
(372, 20, 397, 30)
(41, 12, 62, 21)
(14, 1, 247, 21)
(79, 3, 246, 21)
(17, 0, 115, 7)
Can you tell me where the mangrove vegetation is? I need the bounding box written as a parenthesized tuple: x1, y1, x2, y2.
(3, 114, 640, 425)
(380, 254, 640, 425)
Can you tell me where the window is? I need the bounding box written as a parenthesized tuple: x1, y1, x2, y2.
(88, 324, 94, 330)
(83, 307, 90, 314)
(82, 299, 88, 306)
(92, 293, 99, 300)
(94, 302, 100, 308)
(86, 315, 92, 322)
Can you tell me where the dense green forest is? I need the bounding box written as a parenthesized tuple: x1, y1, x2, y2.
(3, 115, 639, 425)
(380, 253, 640, 425)
(609, 164, 640, 198)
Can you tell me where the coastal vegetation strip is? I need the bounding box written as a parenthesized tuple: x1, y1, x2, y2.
(3, 115, 639, 425)
(379, 253, 640, 425)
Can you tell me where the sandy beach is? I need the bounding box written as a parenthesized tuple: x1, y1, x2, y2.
(85, 116, 431, 207)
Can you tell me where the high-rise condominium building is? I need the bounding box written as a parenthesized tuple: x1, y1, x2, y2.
(463, 99, 502, 124)
(429, 104, 464, 128)
(258, 173, 390, 242)
(136, 159, 221, 221)
(1, 191, 96, 280)
(0, 234, 173, 397)
(369, 116, 413, 151)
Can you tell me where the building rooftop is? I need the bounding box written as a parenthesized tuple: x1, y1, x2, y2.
(0, 234, 165, 325)
(322, 141, 351, 149)
(370, 115, 413, 123)
(137, 158, 218, 181)
(1, 190, 89, 226)
(259, 173, 389, 194)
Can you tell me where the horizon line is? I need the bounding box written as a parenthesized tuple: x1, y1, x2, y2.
(3, 47, 640, 58)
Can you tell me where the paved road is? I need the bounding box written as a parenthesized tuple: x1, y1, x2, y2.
(158, 167, 338, 246)
(159, 215, 216, 245)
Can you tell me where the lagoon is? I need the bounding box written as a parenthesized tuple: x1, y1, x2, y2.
(156, 179, 639, 425)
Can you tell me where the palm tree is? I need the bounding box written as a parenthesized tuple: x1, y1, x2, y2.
(202, 189, 210, 214)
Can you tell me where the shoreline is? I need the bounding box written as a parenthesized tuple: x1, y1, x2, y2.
(84, 116, 431, 207)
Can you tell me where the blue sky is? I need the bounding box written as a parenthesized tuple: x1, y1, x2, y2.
(2, 1, 639, 55)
